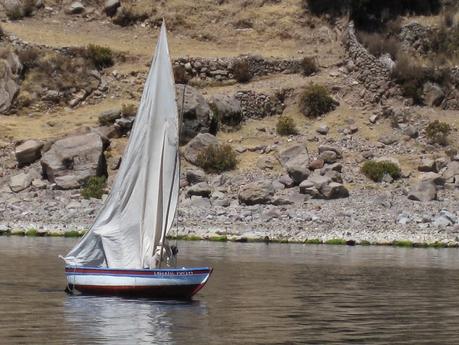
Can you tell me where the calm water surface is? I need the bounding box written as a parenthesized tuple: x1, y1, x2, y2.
(1, 237, 459, 344)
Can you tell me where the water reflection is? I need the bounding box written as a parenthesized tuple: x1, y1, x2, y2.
(64, 296, 208, 344)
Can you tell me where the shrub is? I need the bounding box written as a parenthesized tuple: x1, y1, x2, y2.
(391, 54, 427, 104)
(81, 176, 107, 199)
(86, 44, 114, 69)
(429, 26, 459, 59)
(361, 160, 401, 182)
(16, 47, 40, 73)
(23, 0, 36, 17)
(121, 103, 137, 117)
(196, 144, 237, 173)
(232, 59, 252, 83)
(425, 120, 451, 145)
(0, 25, 5, 41)
(357, 31, 401, 59)
(299, 83, 337, 117)
(276, 116, 298, 136)
(300, 56, 319, 76)
(112, 7, 149, 27)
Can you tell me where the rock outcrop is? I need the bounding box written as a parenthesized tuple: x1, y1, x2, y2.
(15, 140, 43, 167)
(408, 180, 437, 201)
(277, 145, 310, 185)
(0, 49, 22, 113)
(182, 133, 218, 165)
(208, 94, 242, 127)
(176, 84, 214, 144)
(41, 133, 107, 189)
(238, 180, 274, 205)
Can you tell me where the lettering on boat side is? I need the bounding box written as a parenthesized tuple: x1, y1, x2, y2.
(154, 271, 194, 276)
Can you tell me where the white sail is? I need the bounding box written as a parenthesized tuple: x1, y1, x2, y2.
(64, 22, 179, 269)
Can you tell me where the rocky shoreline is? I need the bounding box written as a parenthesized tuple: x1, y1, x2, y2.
(1, 187, 458, 247)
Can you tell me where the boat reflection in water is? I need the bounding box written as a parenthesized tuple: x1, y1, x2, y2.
(64, 296, 209, 344)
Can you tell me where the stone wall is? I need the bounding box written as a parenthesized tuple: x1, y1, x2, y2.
(343, 22, 397, 103)
(173, 55, 302, 82)
(235, 90, 285, 119)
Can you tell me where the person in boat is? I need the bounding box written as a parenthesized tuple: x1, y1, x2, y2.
(152, 239, 178, 268)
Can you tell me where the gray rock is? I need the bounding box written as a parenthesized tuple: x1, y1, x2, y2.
(278, 145, 310, 184)
(103, 0, 120, 16)
(403, 125, 419, 138)
(318, 150, 338, 164)
(238, 181, 274, 205)
(278, 175, 294, 188)
(208, 94, 242, 127)
(408, 181, 437, 202)
(189, 196, 211, 209)
(65, 1, 85, 14)
(318, 145, 342, 159)
(0, 50, 22, 113)
(423, 82, 444, 107)
(183, 133, 219, 165)
(256, 156, 275, 170)
(187, 182, 211, 198)
(114, 117, 134, 131)
(98, 108, 121, 126)
(433, 215, 453, 227)
(272, 180, 285, 191)
(419, 172, 445, 186)
(176, 84, 214, 144)
(320, 182, 349, 199)
(369, 114, 379, 124)
(271, 196, 294, 206)
(316, 124, 329, 135)
(15, 140, 43, 166)
(443, 161, 459, 182)
(9, 172, 32, 192)
(378, 135, 399, 145)
(185, 168, 207, 185)
(418, 158, 436, 172)
(41, 132, 107, 188)
(308, 159, 324, 170)
(31, 179, 47, 189)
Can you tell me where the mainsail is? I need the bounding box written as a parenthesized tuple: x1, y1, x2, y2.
(64, 22, 179, 269)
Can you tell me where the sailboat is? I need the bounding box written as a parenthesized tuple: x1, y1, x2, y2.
(61, 22, 212, 299)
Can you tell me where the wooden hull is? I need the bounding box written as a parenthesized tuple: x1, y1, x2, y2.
(65, 266, 212, 299)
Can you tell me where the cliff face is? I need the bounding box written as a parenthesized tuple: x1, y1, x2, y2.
(0, 1, 458, 242)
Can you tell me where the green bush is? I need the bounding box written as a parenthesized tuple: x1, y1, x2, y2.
(81, 176, 107, 199)
(300, 56, 319, 76)
(86, 44, 114, 70)
(299, 83, 337, 117)
(361, 160, 401, 182)
(276, 116, 298, 136)
(113, 7, 149, 27)
(196, 144, 237, 173)
(425, 120, 451, 145)
(173, 64, 189, 84)
(391, 54, 428, 104)
(232, 59, 252, 83)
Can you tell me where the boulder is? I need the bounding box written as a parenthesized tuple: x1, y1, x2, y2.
(378, 135, 399, 146)
(103, 0, 120, 16)
(408, 181, 437, 201)
(98, 108, 121, 126)
(278, 145, 310, 184)
(419, 172, 445, 186)
(278, 175, 294, 188)
(238, 181, 274, 205)
(186, 182, 212, 198)
(403, 125, 419, 139)
(423, 82, 444, 107)
(41, 132, 107, 189)
(65, 1, 85, 14)
(443, 161, 459, 182)
(256, 156, 275, 170)
(15, 140, 43, 166)
(31, 178, 47, 189)
(318, 150, 338, 164)
(316, 124, 329, 135)
(176, 84, 214, 144)
(0, 50, 22, 113)
(183, 133, 218, 165)
(309, 159, 324, 170)
(320, 182, 349, 199)
(208, 94, 242, 127)
(318, 145, 342, 159)
(185, 168, 207, 185)
(9, 172, 32, 192)
(418, 158, 436, 172)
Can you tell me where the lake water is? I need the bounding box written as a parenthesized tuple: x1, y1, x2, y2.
(1, 237, 459, 344)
